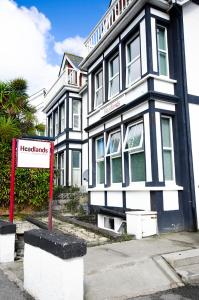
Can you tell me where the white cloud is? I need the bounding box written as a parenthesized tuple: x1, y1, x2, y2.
(0, 0, 59, 95)
(54, 36, 87, 58)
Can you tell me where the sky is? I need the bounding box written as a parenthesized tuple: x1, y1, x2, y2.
(0, 0, 109, 95)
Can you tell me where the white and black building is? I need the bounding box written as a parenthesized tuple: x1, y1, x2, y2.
(44, 0, 199, 234)
(43, 53, 88, 190)
(80, 0, 199, 233)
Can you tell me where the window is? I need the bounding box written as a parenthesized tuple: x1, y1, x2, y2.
(72, 150, 81, 186)
(108, 55, 120, 98)
(94, 69, 103, 108)
(104, 217, 114, 230)
(96, 137, 105, 184)
(72, 100, 81, 130)
(60, 104, 65, 132)
(106, 130, 122, 183)
(124, 121, 145, 182)
(49, 115, 53, 137)
(157, 26, 169, 76)
(126, 35, 141, 86)
(161, 117, 174, 181)
(60, 152, 65, 186)
(54, 110, 59, 136)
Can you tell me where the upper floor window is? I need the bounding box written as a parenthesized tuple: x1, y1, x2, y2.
(60, 103, 65, 132)
(126, 35, 141, 87)
(94, 69, 103, 108)
(157, 26, 169, 77)
(54, 110, 59, 136)
(161, 116, 174, 181)
(124, 121, 145, 182)
(72, 100, 81, 130)
(106, 130, 122, 183)
(49, 115, 53, 137)
(96, 137, 105, 184)
(108, 54, 120, 99)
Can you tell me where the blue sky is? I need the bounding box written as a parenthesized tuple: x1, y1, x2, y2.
(0, 0, 109, 94)
(17, 0, 109, 63)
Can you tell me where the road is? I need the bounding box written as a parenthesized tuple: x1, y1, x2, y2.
(132, 286, 199, 300)
(0, 269, 32, 300)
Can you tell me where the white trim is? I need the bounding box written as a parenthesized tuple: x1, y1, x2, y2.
(89, 138, 93, 186)
(88, 185, 184, 192)
(104, 38, 120, 57)
(150, 8, 170, 20)
(106, 129, 121, 156)
(88, 55, 103, 73)
(88, 74, 92, 112)
(95, 136, 105, 186)
(155, 100, 176, 111)
(121, 124, 125, 184)
(140, 19, 147, 75)
(72, 100, 81, 131)
(119, 43, 122, 91)
(68, 150, 72, 186)
(104, 132, 107, 185)
(155, 112, 164, 182)
(144, 113, 152, 182)
(69, 98, 72, 128)
(120, 10, 145, 40)
(151, 17, 158, 73)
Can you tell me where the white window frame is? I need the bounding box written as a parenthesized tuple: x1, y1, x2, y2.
(60, 104, 65, 132)
(94, 69, 103, 109)
(125, 34, 141, 87)
(108, 54, 120, 99)
(106, 130, 122, 184)
(161, 116, 175, 183)
(60, 152, 65, 186)
(72, 100, 81, 131)
(157, 25, 169, 78)
(96, 136, 105, 185)
(49, 115, 53, 137)
(71, 150, 81, 186)
(54, 110, 59, 136)
(123, 120, 145, 184)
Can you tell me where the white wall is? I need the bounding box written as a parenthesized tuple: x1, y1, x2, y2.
(183, 2, 199, 96)
(189, 103, 199, 229)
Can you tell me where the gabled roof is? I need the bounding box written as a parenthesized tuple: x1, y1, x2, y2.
(59, 52, 84, 76)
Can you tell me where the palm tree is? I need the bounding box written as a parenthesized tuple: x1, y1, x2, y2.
(0, 116, 20, 143)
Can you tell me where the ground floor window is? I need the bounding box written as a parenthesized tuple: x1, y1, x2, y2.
(161, 116, 174, 181)
(72, 150, 81, 186)
(60, 152, 65, 186)
(106, 130, 122, 184)
(96, 137, 105, 184)
(124, 121, 145, 182)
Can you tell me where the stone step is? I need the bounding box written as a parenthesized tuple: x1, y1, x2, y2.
(162, 249, 199, 268)
(176, 263, 199, 285)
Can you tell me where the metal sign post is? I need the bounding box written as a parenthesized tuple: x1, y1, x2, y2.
(9, 138, 54, 231)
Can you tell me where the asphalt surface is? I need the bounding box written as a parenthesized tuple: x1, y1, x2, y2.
(132, 286, 199, 300)
(0, 269, 32, 300)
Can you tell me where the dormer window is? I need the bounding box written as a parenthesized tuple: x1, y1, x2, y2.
(126, 35, 141, 87)
(108, 54, 120, 99)
(94, 69, 103, 108)
(157, 26, 169, 77)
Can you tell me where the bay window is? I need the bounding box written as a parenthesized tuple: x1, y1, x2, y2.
(72, 100, 81, 130)
(161, 116, 174, 181)
(126, 35, 141, 86)
(108, 55, 120, 99)
(106, 130, 122, 183)
(94, 69, 103, 108)
(96, 137, 105, 184)
(124, 121, 145, 182)
(157, 25, 169, 76)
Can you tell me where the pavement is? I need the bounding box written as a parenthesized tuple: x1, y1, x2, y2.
(2, 231, 199, 300)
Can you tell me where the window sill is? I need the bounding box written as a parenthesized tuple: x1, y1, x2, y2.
(88, 184, 183, 192)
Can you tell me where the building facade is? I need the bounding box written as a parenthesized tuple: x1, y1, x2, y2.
(43, 53, 88, 190)
(81, 0, 199, 233)
(44, 0, 199, 234)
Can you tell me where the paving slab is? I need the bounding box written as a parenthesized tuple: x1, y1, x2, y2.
(162, 249, 199, 268)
